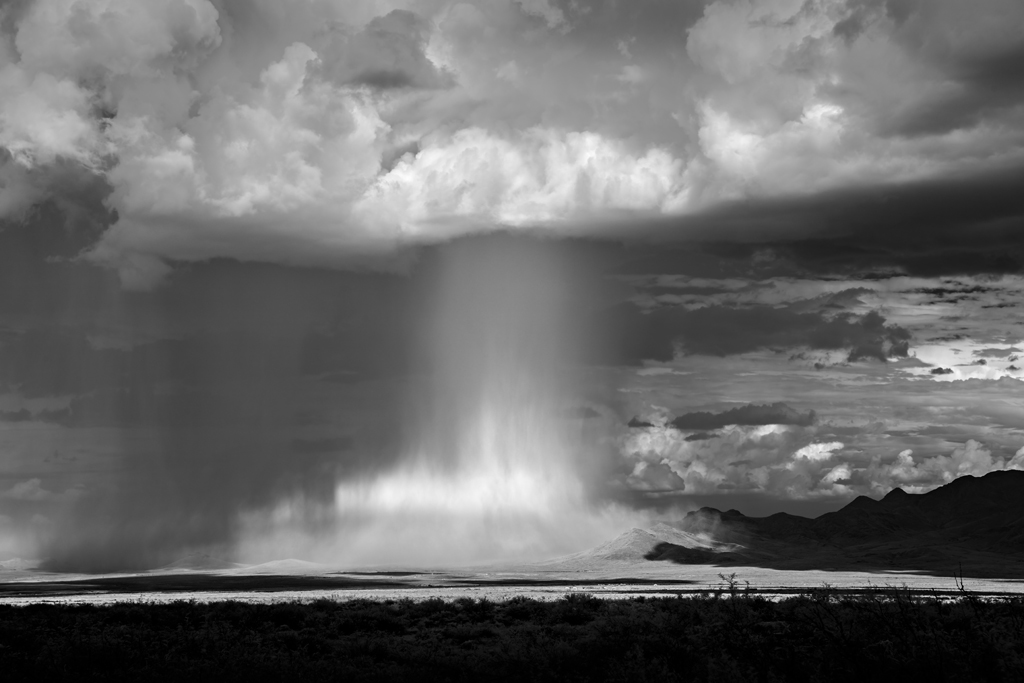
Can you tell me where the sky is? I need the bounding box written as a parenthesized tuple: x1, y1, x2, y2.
(0, 0, 1023, 569)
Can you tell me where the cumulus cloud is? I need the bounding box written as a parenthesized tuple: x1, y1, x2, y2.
(513, 0, 568, 32)
(904, 337, 1024, 382)
(687, 0, 841, 88)
(86, 39, 397, 287)
(354, 126, 688, 233)
(626, 460, 687, 493)
(793, 441, 844, 462)
(0, 67, 102, 169)
(866, 441, 1021, 493)
(1008, 446, 1024, 470)
(0, 0, 220, 183)
(619, 422, 844, 498)
(0, 50, 107, 217)
(685, 0, 1024, 193)
(0, 1, 692, 287)
(620, 419, 1022, 501)
(0, 0, 1020, 285)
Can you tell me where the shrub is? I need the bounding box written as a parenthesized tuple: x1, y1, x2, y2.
(1, 590, 1023, 682)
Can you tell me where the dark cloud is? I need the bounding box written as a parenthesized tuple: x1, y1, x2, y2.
(11, 233, 623, 569)
(0, 328, 343, 405)
(684, 431, 718, 442)
(832, 0, 897, 43)
(670, 402, 815, 431)
(315, 10, 452, 90)
(977, 347, 1021, 358)
(887, 28, 1024, 136)
(6, 258, 414, 569)
(0, 233, 616, 403)
(0, 169, 113, 256)
(598, 303, 676, 364)
(0, 0, 34, 31)
(635, 284, 743, 298)
(615, 490, 848, 519)
(887, 77, 1024, 138)
(598, 298, 912, 364)
(627, 417, 654, 428)
(832, 0, 1024, 136)
(611, 245, 765, 279)
(620, 162, 1024, 279)
(554, 0, 710, 48)
(669, 306, 906, 361)
(0, 408, 33, 423)
(291, 437, 353, 455)
(301, 328, 412, 379)
(930, 367, 954, 375)
(380, 140, 421, 173)
(0, 239, 428, 396)
(0, 187, 119, 328)
(816, 288, 875, 310)
(913, 285, 996, 302)
(0, 328, 135, 398)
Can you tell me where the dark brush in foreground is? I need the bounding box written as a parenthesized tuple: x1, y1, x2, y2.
(1, 590, 1023, 682)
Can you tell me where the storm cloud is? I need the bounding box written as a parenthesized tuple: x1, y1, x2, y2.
(604, 302, 911, 364)
(670, 403, 816, 431)
(0, 0, 1019, 287)
(2, 0, 1024, 567)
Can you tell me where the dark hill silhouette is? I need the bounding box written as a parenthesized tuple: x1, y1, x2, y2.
(648, 470, 1024, 578)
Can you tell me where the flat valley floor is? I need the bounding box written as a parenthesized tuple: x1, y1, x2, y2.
(2, 563, 1022, 605)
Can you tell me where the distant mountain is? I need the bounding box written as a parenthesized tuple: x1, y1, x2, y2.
(233, 559, 328, 575)
(159, 553, 244, 571)
(0, 558, 38, 571)
(651, 470, 1024, 578)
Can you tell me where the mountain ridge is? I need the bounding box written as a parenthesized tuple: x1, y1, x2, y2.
(548, 471, 1024, 578)
(651, 470, 1024, 577)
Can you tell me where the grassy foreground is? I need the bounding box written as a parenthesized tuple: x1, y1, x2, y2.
(2, 589, 1024, 682)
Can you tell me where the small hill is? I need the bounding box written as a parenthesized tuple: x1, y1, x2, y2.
(585, 528, 668, 562)
(0, 558, 38, 571)
(159, 553, 244, 571)
(542, 522, 743, 570)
